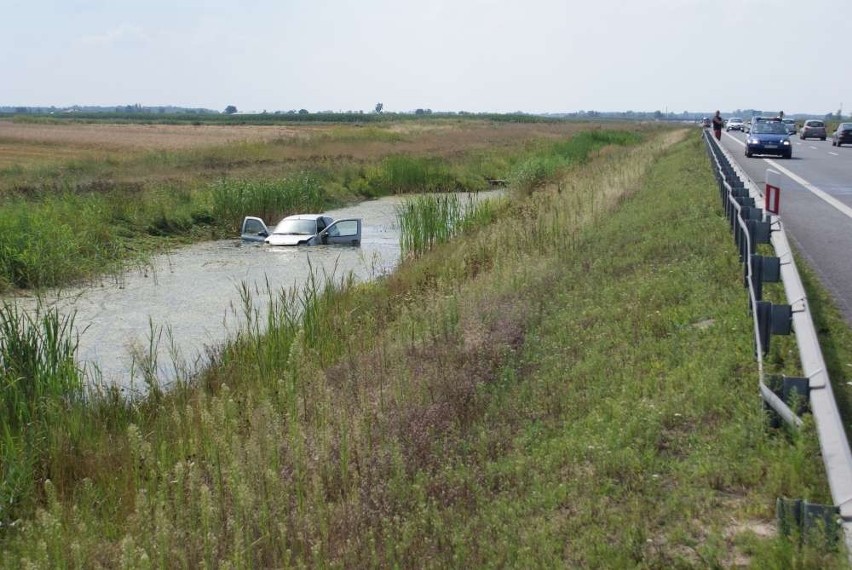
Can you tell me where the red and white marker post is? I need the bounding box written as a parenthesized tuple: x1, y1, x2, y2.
(765, 168, 781, 215)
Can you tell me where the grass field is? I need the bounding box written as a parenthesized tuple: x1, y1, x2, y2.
(1, 121, 849, 568)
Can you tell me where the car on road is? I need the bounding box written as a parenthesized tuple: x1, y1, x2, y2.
(701, 117, 711, 128)
(745, 119, 792, 158)
(241, 214, 362, 246)
(744, 116, 774, 134)
(831, 123, 852, 147)
(800, 120, 827, 140)
(725, 117, 745, 131)
(782, 119, 797, 135)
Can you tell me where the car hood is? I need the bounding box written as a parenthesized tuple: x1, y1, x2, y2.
(265, 233, 312, 246)
(750, 134, 788, 142)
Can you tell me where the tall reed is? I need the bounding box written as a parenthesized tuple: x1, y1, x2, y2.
(209, 174, 326, 231)
(0, 301, 84, 524)
(397, 193, 497, 258)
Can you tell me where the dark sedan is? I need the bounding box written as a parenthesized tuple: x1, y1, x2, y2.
(831, 123, 852, 147)
(745, 120, 792, 158)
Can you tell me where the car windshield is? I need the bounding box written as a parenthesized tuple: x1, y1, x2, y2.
(807, 121, 824, 127)
(272, 218, 318, 235)
(839, 123, 852, 129)
(754, 122, 787, 134)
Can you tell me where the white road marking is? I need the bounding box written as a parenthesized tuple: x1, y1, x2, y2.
(723, 133, 852, 220)
(764, 158, 852, 221)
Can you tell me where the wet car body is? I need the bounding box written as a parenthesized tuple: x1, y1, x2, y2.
(241, 214, 362, 246)
(745, 119, 792, 158)
(831, 123, 852, 147)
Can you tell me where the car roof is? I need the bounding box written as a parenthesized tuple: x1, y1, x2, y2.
(283, 214, 325, 220)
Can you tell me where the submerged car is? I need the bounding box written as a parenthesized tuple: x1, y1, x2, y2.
(241, 214, 362, 246)
(800, 120, 827, 140)
(745, 120, 792, 158)
(725, 117, 745, 131)
(831, 123, 852, 147)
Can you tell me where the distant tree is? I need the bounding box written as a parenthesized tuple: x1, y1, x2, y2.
(375, 102, 384, 114)
(415, 108, 425, 115)
(298, 109, 309, 115)
(224, 105, 238, 115)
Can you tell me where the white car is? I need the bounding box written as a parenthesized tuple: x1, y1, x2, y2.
(241, 214, 362, 246)
(725, 117, 745, 131)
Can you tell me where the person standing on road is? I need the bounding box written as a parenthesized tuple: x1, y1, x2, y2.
(712, 110, 723, 141)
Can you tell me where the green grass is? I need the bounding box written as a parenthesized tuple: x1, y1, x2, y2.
(0, 130, 848, 568)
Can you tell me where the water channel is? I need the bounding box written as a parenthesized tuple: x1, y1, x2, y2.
(18, 192, 501, 393)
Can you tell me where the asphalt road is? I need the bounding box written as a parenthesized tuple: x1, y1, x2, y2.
(718, 128, 852, 326)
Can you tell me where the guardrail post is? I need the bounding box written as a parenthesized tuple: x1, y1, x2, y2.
(755, 301, 793, 354)
(746, 255, 781, 302)
(777, 498, 841, 549)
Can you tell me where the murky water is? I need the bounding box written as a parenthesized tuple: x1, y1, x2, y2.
(16, 192, 501, 393)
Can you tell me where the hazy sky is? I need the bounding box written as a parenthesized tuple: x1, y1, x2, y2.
(2, 0, 848, 115)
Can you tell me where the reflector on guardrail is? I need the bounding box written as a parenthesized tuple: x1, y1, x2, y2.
(765, 168, 782, 215)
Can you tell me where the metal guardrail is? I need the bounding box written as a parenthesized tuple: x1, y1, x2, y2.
(702, 130, 852, 557)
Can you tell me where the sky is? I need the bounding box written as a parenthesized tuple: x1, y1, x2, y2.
(1, 0, 848, 116)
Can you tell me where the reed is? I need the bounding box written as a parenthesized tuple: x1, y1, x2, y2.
(397, 193, 499, 258)
(208, 174, 326, 231)
(0, 300, 84, 524)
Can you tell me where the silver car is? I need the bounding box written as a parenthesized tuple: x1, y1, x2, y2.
(782, 119, 797, 135)
(241, 214, 362, 246)
(800, 120, 827, 140)
(725, 117, 745, 131)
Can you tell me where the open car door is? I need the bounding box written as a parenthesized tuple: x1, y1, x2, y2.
(319, 218, 361, 246)
(241, 216, 269, 242)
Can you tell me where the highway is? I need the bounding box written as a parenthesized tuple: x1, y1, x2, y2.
(718, 128, 852, 326)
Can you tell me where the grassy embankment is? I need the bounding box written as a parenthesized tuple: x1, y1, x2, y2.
(1, 127, 850, 567)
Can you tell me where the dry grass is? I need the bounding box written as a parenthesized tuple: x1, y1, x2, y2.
(0, 119, 596, 170)
(0, 120, 315, 150)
